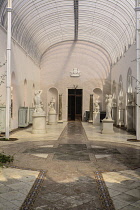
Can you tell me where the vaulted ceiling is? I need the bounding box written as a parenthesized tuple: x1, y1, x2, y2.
(0, 0, 135, 65)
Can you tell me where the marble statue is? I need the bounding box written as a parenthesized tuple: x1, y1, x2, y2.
(34, 90, 44, 113)
(48, 97, 57, 124)
(48, 97, 56, 114)
(49, 97, 55, 110)
(94, 100, 100, 113)
(105, 94, 113, 119)
(32, 90, 46, 134)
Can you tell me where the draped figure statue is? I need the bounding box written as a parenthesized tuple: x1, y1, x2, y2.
(105, 94, 113, 119)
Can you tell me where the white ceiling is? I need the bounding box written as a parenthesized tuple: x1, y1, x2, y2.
(0, 0, 135, 65)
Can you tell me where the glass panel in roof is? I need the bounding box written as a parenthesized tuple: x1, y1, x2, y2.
(0, 0, 136, 64)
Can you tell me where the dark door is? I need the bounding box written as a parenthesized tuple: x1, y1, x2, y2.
(68, 89, 82, 121)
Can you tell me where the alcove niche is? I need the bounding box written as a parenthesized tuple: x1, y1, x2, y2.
(93, 88, 103, 111)
(48, 87, 58, 113)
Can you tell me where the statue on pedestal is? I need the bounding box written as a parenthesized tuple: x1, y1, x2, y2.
(102, 94, 114, 134)
(32, 90, 46, 134)
(34, 90, 45, 114)
(105, 94, 113, 119)
(48, 97, 56, 114)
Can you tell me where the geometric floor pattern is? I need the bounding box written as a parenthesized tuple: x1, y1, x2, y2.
(31, 122, 115, 210)
(0, 121, 140, 210)
(53, 144, 90, 161)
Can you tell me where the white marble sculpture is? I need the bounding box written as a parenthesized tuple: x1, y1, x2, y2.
(48, 97, 57, 124)
(93, 100, 100, 125)
(34, 90, 45, 114)
(32, 90, 46, 134)
(94, 100, 100, 113)
(105, 94, 113, 119)
(101, 94, 114, 134)
(48, 97, 56, 114)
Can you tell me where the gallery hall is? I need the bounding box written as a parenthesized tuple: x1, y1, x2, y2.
(0, 0, 140, 209)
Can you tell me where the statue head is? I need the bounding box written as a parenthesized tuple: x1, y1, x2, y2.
(35, 90, 42, 95)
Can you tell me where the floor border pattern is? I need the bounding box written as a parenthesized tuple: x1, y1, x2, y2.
(95, 171, 115, 210)
(19, 169, 46, 210)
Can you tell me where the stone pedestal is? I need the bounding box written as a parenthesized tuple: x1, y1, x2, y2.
(101, 119, 114, 134)
(58, 120, 63, 123)
(93, 112, 100, 125)
(112, 107, 117, 125)
(48, 113, 57, 124)
(32, 113, 46, 134)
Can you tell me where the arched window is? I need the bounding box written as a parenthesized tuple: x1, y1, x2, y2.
(112, 80, 117, 106)
(127, 68, 133, 105)
(118, 75, 124, 108)
(93, 88, 102, 111)
(48, 87, 58, 112)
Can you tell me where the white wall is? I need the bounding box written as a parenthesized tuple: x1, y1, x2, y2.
(111, 44, 136, 93)
(111, 44, 136, 129)
(0, 26, 40, 130)
(40, 41, 111, 121)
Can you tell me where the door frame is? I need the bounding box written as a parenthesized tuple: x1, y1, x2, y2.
(67, 88, 83, 121)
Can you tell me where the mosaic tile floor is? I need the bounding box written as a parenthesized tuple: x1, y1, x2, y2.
(0, 168, 39, 210)
(29, 122, 108, 210)
(0, 121, 140, 209)
(53, 144, 90, 161)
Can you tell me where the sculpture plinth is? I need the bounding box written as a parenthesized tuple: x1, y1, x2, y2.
(101, 119, 114, 134)
(93, 112, 100, 125)
(48, 97, 57, 124)
(48, 113, 57, 125)
(32, 112, 46, 134)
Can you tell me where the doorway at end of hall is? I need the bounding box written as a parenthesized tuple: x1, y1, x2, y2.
(68, 89, 82, 121)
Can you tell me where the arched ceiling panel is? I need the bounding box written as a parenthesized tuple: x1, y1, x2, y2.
(0, 0, 135, 65)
